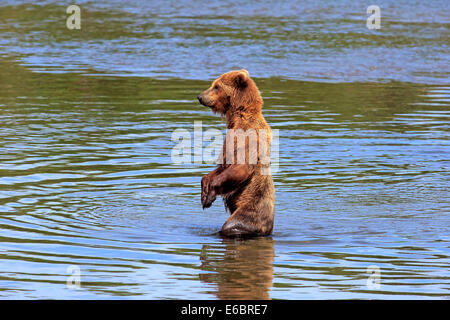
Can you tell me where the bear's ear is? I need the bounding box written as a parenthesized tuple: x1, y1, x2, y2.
(234, 69, 249, 89)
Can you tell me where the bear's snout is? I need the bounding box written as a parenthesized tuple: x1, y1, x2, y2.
(197, 93, 211, 108)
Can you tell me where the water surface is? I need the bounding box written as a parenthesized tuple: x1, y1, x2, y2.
(0, 1, 449, 299)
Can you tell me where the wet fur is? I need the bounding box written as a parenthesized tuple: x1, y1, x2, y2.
(198, 70, 275, 237)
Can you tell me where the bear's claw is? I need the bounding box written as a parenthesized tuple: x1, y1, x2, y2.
(201, 174, 216, 209)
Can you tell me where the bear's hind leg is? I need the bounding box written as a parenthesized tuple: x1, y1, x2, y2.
(220, 220, 258, 237)
(220, 210, 270, 237)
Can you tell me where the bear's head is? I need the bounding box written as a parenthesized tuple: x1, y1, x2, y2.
(197, 69, 262, 116)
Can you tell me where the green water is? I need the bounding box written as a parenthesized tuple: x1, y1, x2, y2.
(0, 1, 449, 299)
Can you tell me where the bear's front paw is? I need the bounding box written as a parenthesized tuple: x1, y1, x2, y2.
(203, 189, 216, 209)
(201, 175, 216, 209)
(201, 175, 209, 204)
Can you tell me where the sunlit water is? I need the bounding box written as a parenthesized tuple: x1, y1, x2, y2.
(0, 1, 449, 299)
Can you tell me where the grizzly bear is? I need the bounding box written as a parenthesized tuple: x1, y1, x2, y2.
(197, 69, 275, 237)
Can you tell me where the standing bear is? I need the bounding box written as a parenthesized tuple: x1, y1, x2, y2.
(197, 69, 275, 237)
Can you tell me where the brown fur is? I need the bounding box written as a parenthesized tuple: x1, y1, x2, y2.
(197, 69, 275, 237)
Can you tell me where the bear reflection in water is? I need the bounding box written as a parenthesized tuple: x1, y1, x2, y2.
(199, 237, 274, 300)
